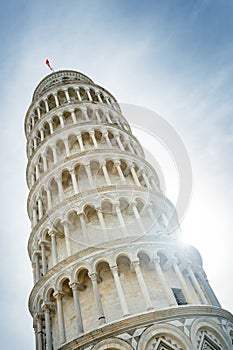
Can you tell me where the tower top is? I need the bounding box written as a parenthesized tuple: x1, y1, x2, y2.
(32, 70, 94, 101)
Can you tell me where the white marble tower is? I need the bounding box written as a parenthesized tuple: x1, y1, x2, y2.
(25, 70, 233, 350)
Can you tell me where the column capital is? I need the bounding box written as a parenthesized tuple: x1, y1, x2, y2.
(110, 265, 119, 274)
(114, 160, 121, 167)
(38, 239, 49, 247)
(48, 230, 56, 237)
(88, 272, 102, 283)
(32, 250, 41, 259)
(42, 301, 55, 312)
(88, 272, 98, 281)
(99, 160, 106, 167)
(132, 260, 140, 268)
(53, 291, 65, 300)
(69, 281, 86, 291)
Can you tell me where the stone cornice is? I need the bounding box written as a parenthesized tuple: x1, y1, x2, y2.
(57, 306, 233, 350)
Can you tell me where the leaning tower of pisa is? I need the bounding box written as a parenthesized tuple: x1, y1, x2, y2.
(25, 70, 233, 350)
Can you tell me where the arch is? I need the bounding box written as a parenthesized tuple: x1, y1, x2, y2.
(55, 273, 72, 291)
(52, 115, 60, 131)
(56, 139, 66, 159)
(61, 169, 72, 194)
(43, 121, 50, 138)
(39, 100, 46, 116)
(43, 285, 56, 302)
(83, 204, 98, 224)
(63, 111, 73, 126)
(57, 90, 66, 104)
(74, 108, 83, 122)
(38, 155, 44, 174)
(68, 134, 80, 153)
(138, 323, 193, 350)
(68, 87, 77, 102)
(89, 88, 98, 103)
(92, 337, 134, 350)
(47, 94, 56, 110)
(191, 318, 232, 349)
(49, 178, 59, 206)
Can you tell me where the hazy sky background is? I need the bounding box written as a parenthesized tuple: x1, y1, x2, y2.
(0, 1, 233, 348)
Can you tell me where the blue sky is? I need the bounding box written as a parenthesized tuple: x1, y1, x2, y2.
(0, 1, 233, 348)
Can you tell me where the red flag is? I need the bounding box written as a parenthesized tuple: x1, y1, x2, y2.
(45, 59, 53, 71)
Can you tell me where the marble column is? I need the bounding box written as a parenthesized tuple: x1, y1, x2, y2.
(132, 202, 145, 233)
(114, 161, 125, 181)
(110, 265, 130, 316)
(77, 134, 85, 152)
(54, 93, 59, 107)
(132, 261, 153, 310)
(197, 269, 221, 307)
(43, 304, 53, 350)
(54, 292, 66, 345)
(101, 161, 111, 185)
(56, 175, 64, 202)
(130, 164, 141, 186)
(115, 204, 128, 236)
(38, 198, 43, 220)
(36, 313, 43, 350)
(49, 231, 58, 265)
(70, 169, 79, 194)
(62, 220, 72, 256)
(89, 273, 106, 324)
(153, 258, 176, 306)
(69, 282, 84, 334)
(84, 163, 95, 188)
(34, 251, 41, 281)
(49, 122, 54, 134)
(173, 258, 193, 304)
(90, 131, 98, 148)
(40, 242, 47, 276)
(187, 264, 208, 304)
(46, 189, 52, 210)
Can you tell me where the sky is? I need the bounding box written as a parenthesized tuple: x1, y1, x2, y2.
(0, 0, 233, 348)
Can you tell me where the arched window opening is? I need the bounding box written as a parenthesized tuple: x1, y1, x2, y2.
(138, 252, 150, 268)
(68, 87, 77, 102)
(74, 108, 83, 122)
(79, 87, 87, 101)
(43, 122, 50, 139)
(57, 90, 66, 105)
(63, 111, 73, 126)
(82, 132, 92, 148)
(52, 116, 60, 131)
(45, 147, 54, 169)
(62, 170, 72, 194)
(38, 155, 44, 174)
(56, 140, 66, 159)
(87, 107, 94, 120)
(50, 179, 59, 206)
(47, 94, 56, 110)
(84, 205, 98, 224)
(90, 89, 98, 102)
(95, 130, 103, 143)
(39, 100, 46, 116)
(68, 135, 79, 154)
(41, 188, 48, 213)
